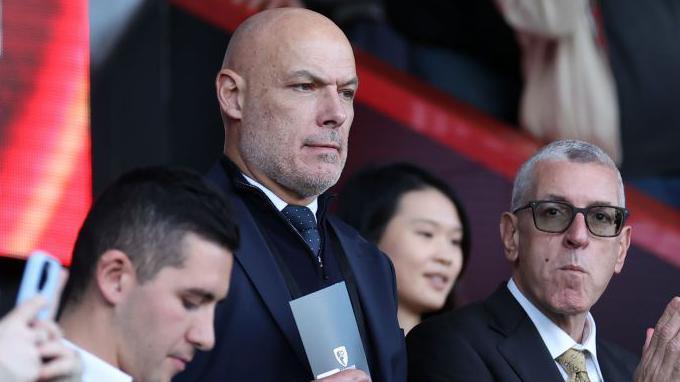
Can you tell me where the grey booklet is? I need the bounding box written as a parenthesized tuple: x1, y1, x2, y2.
(289, 281, 370, 379)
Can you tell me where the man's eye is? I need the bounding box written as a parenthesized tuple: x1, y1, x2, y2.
(339, 89, 355, 100)
(182, 298, 200, 310)
(593, 212, 613, 223)
(293, 83, 314, 91)
(541, 206, 566, 217)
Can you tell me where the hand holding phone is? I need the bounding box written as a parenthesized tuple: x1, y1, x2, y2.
(15, 251, 62, 321)
(1, 251, 81, 382)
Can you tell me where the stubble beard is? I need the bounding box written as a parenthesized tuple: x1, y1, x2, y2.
(239, 128, 345, 199)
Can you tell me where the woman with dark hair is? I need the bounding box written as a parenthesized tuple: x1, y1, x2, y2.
(337, 163, 471, 334)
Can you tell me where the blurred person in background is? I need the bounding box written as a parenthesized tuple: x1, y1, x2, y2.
(496, 0, 622, 163)
(337, 163, 471, 334)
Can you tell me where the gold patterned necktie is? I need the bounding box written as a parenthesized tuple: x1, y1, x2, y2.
(556, 348, 591, 382)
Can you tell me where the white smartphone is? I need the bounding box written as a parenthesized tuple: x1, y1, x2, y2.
(15, 251, 62, 320)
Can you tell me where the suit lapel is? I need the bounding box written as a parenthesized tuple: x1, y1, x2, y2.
(597, 339, 636, 382)
(598, 348, 621, 382)
(330, 218, 400, 382)
(206, 164, 308, 367)
(487, 287, 564, 381)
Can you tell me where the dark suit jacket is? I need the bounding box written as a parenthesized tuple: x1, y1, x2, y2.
(407, 285, 638, 382)
(174, 160, 406, 382)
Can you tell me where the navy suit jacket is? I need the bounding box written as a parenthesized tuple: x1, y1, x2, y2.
(174, 161, 406, 382)
(407, 285, 638, 382)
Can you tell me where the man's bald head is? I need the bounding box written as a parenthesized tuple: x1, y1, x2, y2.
(222, 8, 352, 75)
(216, 8, 357, 205)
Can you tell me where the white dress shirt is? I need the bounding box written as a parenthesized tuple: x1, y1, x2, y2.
(242, 173, 318, 221)
(507, 279, 604, 381)
(64, 340, 132, 382)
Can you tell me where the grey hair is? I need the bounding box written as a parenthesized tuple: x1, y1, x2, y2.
(511, 139, 625, 211)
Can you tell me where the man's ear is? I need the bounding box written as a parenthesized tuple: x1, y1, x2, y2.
(500, 212, 520, 263)
(216, 68, 245, 121)
(95, 249, 136, 305)
(613, 225, 632, 274)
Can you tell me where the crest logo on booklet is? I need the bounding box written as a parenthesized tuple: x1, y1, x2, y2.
(334, 346, 348, 368)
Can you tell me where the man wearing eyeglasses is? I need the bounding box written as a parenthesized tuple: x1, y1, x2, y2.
(407, 139, 680, 382)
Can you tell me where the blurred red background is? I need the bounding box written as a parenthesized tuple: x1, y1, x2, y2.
(0, 0, 90, 265)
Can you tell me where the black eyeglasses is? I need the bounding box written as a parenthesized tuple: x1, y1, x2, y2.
(513, 200, 629, 237)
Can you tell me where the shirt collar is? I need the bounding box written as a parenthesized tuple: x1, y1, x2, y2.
(64, 340, 133, 382)
(506, 279, 599, 361)
(241, 173, 318, 218)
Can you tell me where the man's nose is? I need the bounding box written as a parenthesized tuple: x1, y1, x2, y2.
(187, 310, 216, 351)
(317, 87, 348, 128)
(564, 212, 590, 248)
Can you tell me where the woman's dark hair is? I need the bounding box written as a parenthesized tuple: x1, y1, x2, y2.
(336, 162, 471, 313)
